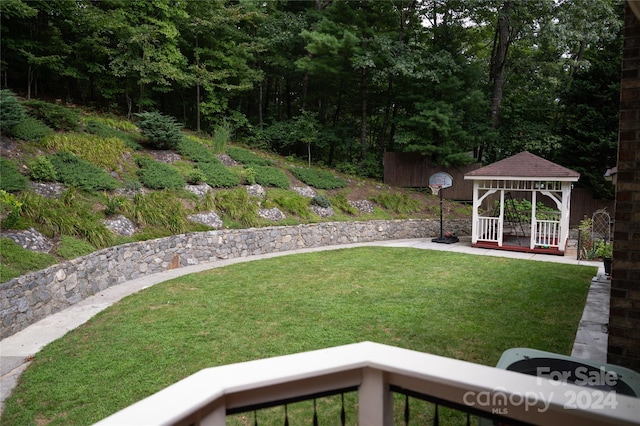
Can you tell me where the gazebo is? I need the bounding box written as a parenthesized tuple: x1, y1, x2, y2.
(464, 151, 580, 255)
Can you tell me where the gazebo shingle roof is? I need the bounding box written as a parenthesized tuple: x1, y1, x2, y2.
(464, 151, 580, 180)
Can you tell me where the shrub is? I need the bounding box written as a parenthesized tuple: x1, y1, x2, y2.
(12, 116, 53, 141)
(254, 166, 290, 189)
(0, 158, 29, 192)
(243, 167, 257, 185)
(28, 156, 57, 182)
(227, 146, 272, 166)
(311, 194, 331, 208)
(0, 89, 26, 134)
(196, 162, 240, 188)
(135, 111, 183, 150)
(22, 99, 80, 131)
(136, 157, 185, 190)
(290, 167, 346, 189)
(0, 189, 23, 228)
(371, 191, 421, 214)
(56, 235, 96, 259)
(212, 120, 233, 152)
(49, 151, 119, 191)
(43, 133, 127, 171)
(85, 114, 137, 132)
(214, 187, 259, 228)
(104, 194, 127, 216)
(177, 137, 221, 163)
(186, 169, 206, 184)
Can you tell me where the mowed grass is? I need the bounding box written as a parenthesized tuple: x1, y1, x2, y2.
(1, 247, 596, 425)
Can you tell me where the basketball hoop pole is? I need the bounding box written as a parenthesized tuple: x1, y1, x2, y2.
(429, 172, 458, 244)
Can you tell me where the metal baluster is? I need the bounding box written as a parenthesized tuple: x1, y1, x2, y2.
(313, 399, 319, 426)
(340, 393, 346, 426)
(404, 394, 410, 425)
(254, 410, 258, 426)
(284, 404, 289, 426)
(466, 412, 471, 426)
(432, 404, 439, 426)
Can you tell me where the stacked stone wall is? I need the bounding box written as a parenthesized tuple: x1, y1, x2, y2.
(1, 219, 470, 339)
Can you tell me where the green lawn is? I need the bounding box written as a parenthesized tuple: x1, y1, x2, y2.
(1, 247, 596, 425)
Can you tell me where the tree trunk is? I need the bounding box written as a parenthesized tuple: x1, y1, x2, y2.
(489, 0, 513, 130)
(360, 67, 368, 161)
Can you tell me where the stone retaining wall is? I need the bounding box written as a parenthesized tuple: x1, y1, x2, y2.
(0, 219, 470, 339)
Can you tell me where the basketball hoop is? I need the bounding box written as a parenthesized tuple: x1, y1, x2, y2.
(429, 184, 441, 196)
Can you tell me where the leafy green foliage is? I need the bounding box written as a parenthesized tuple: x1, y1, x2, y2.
(22, 99, 80, 131)
(135, 111, 183, 150)
(290, 167, 346, 189)
(49, 152, 119, 191)
(0, 189, 23, 228)
(0, 89, 26, 134)
(177, 137, 221, 163)
(43, 133, 128, 171)
(371, 192, 422, 215)
(136, 157, 185, 190)
(214, 187, 259, 228)
(254, 166, 290, 188)
(0, 158, 29, 192)
(0, 238, 58, 283)
(56, 235, 96, 260)
(12, 117, 53, 141)
(85, 115, 137, 132)
(104, 194, 126, 216)
(195, 162, 240, 188)
(227, 146, 273, 166)
(28, 156, 57, 182)
(19, 191, 115, 248)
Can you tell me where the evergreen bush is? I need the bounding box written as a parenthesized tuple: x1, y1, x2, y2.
(311, 194, 331, 208)
(22, 99, 80, 131)
(49, 152, 119, 191)
(290, 167, 346, 189)
(28, 156, 58, 181)
(0, 158, 29, 192)
(177, 137, 221, 163)
(136, 157, 185, 190)
(254, 166, 290, 189)
(227, 146, 273, 166)
(12, 116, 53, 141)
(135, 111, 183, 150)
(0, 89, 26, 135)
(196, 162, 240, 187)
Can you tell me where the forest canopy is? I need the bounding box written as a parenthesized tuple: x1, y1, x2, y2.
(0, 0, 623, 197)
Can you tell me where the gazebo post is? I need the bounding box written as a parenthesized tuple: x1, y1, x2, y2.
(530, 190, 537, 250)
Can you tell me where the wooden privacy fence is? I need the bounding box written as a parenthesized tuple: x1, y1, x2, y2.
(384, 152, 614, 226)
(383, 152, 481, 201)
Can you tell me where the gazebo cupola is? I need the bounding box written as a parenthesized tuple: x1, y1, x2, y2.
(464, 151, 580, 255)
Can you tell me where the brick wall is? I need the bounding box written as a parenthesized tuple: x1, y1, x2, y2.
(608, 2, 640, 371)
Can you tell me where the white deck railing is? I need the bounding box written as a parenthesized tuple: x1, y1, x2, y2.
(95, 342, 640, 426)
(477, 216, 500, 242)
